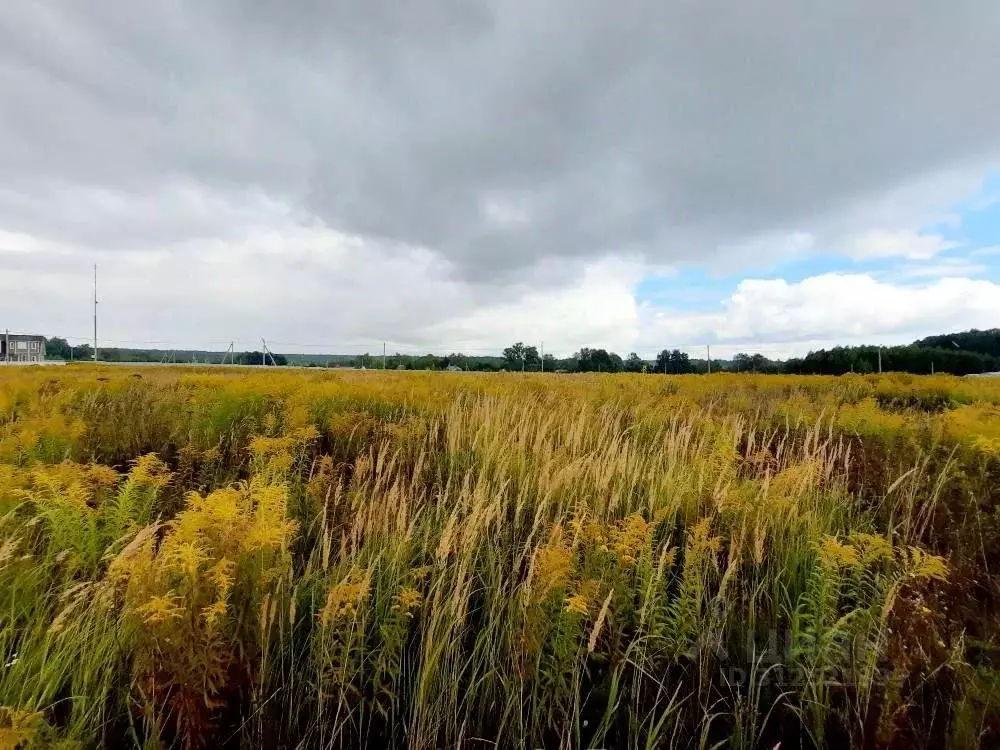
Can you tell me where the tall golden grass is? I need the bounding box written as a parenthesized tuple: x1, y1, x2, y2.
(0, 366, 997, 748)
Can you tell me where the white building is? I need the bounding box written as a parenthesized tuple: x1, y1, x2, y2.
(1, 333, 46, 363)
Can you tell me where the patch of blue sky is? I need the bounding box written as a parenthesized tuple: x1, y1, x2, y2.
(923, 175, 998, 246)
(634, 269, 734, 311)
(637, 173, 1000, 312)
(634, 255, 857, 312)
(922, 173, 1000, 281)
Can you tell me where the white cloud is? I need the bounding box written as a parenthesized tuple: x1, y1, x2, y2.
(846, 230, 956, 260)
(4, 2, 1000, 280)
(481, 197, 531, 227)
(2, 200, 998, 362)
(1, 3, 999, 355)
(0, 208, 646, 356)
(0, 229, 69, 255)
(638, 273, 1000, 358)
(894, 258, 988, 279)
(0, 180, 996, 361)
(417, 257, 643, 354)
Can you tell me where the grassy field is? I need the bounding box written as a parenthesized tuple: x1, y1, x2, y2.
(0, 366, 998, 748)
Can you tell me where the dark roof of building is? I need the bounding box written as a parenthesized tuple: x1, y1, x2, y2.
(3, 333, 46, 342)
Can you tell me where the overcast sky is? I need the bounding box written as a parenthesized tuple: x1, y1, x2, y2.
(2, 1, 999, 358)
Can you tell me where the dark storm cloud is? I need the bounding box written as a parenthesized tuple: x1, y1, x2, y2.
(1, 1, 999, 275)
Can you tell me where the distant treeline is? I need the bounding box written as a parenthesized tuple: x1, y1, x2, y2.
(784, 344, 999, 376)
(489, 334, 1000, 375)
(44, 339, 290, 366)
(784, 329, 1000, 375)
(42, 329, 1000, 376)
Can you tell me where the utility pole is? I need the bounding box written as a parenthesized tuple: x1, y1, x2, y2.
(706, 345, 712, 375)
(260, 338, 277, 366)
(383, 342, 387, 370)
(878, 347, 882, 374)
(541, 341, 544, 373)
(93, 264, 98, 362)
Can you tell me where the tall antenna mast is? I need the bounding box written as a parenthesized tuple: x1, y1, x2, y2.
(93, 264, 98, 362)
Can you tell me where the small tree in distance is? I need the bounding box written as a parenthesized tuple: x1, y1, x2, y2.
(624, 352, 645, 372)
(655, 349, 692, 374)
(503, 342, 540, 371)
(576, 348, 624, 373)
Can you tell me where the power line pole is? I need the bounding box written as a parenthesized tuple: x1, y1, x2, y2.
(261, 338, 277, 366)
(540, 341, 544, 373)
(383, 341, 387, 370)
(706, 344, 711, 375)
(878, 347, 882, 374)
(93, 264, 98, 362)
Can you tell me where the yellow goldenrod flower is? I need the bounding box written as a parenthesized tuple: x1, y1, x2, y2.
(907, 547, 949, 582)
(612, 513, 652, 566)
(319, 581, 368, 626)
(816, 536, 860, 570)
(849, 532, 894, 564)
(129, 453, 171, 488)
(166, 541, 208, 580)
(137, 593, 184, 625)
(394, 586, 423, 616)
(530, 544, 573, 602)
(201, 600, 228, 629)
(688, 517, 722, 555)
(565, 593, 589, 616)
